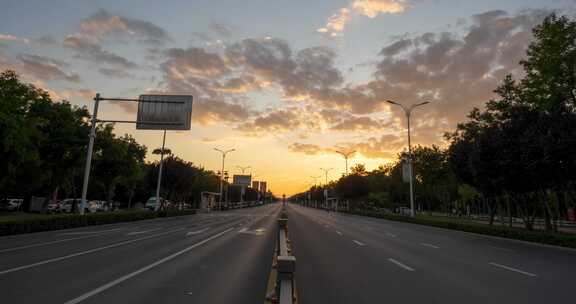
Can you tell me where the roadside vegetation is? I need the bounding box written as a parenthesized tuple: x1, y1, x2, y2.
(0, 70, 220, 212)
(294, 14, 576, 236)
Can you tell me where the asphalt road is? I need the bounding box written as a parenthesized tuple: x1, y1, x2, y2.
(288, 203, 576, 304)
(0, 204, 279, 304)
(3, 202, 576, 304)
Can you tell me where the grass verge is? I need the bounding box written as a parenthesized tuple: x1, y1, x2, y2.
(0, 209, 196, 236)
(348, 209, 576, 249)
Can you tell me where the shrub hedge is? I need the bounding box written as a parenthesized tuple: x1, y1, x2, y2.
(0, 209, 196, 236)
(348, 209, 576, 249)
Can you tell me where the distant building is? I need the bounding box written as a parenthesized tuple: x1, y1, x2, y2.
(252, 181, 260, 191)
(260, 181, 267, 194)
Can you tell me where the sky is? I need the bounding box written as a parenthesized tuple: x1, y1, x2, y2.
(1, 0, 575, 195)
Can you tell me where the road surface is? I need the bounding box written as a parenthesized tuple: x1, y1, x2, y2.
(2, 202, 576, 304)
(288, 204, 576, 304)
(0, 204, 279, 304)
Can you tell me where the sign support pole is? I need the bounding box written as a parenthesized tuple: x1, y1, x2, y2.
(155, 129, 167, 211)
(80, 93, 100, 215)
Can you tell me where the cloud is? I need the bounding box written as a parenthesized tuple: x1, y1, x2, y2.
(17, 54, 80, 82)
(318, 0, 413, 37)
(162, 47, 230, 78)
(236, 107, 315, 134)
(317, 8, 351, 37)
(63, 35, 137, 68)
(0, 34, 30, 44)
(98, 67, 131, 78)
(80, 9, 170, 45)
(330, 116, 390, 131)
(379, 38, 412, 56)
(352, 0, 408, 17)
(288, 143, 327, 155)
(59, 88, 96, 100)
(193, 98, 254, 124)
(368, 9, 549, 130)
(209, 22, 234, 38)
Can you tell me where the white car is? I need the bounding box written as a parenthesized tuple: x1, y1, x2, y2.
(59, 199, 81, 213)
(145, 197, 166, 211)
(0, 198, 23, 211)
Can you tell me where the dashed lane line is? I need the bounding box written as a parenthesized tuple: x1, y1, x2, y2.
(63, 228, 234, 304)
(489, 262, 537, 277)
(388, 258, 415, 272)
(420, 243, 440, 249)
(0, 228, 185, 275)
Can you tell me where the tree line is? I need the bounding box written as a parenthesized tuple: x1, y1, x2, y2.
(295, 14, 576, 232)
(0, 70, 220, 209)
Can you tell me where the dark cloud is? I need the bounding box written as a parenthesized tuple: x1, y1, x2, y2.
(81, 9, 171, 45)
(17, 54, 80, 82)
(63, 35, 137, 68)
(380, 38, 412, 57)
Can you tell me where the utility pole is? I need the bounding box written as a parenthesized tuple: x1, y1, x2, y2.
(336, 150, 356, 175)
(386, 100, 430, 218)
(214, 148, 235, 210)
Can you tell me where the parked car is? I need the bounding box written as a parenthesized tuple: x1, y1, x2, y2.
(145, 197, 165, 211)
(59, 199, 81, 213)
(0, 198, 23, 211)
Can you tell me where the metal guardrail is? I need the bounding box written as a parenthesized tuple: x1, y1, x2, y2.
(275, 206, 296, 304)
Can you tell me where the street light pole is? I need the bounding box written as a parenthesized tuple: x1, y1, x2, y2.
(336, 150, 356, 175)
(214, 148, 235, 210)
(386, 100, 430, 218)
(237, 166, 251, 174)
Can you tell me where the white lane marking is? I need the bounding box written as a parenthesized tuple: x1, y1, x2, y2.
(0, 228, 185, 275)
(420, 243, 440, 249)
(63, 228, 233, 304)
(125, 228, 162, 236)
(489, 262, 537, 277)
(0, 236, 98, 253)
(59, 228, 122, 235)
(388, 258, 415, 272)
(324, 225, 330, 228)
(385, 232, 397, 238)
(185, 228, 210, 237)
(352, 240, 365, 246)
(335, 230, 343, 235)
